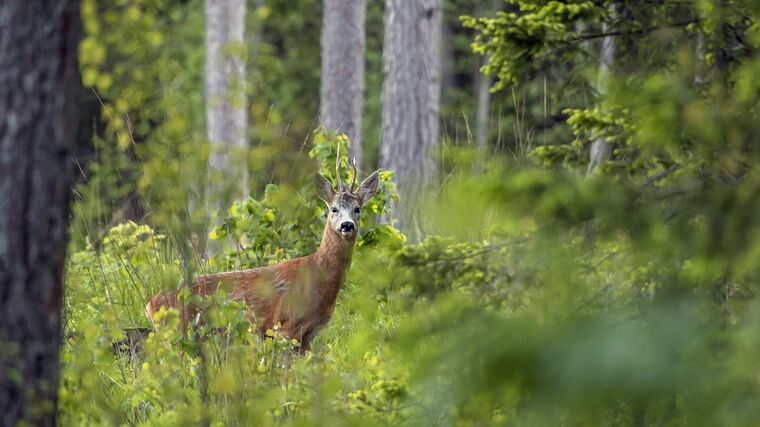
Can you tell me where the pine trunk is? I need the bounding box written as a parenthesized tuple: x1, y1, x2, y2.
(474, 0, 500, 156)
(379, 0, 442, 237)
(587, 7, 616, 175)
(205, 0, 248, 213)
(320, 0, 366, 166)
(0, 1, 79, 425)
(474, 60, 493, 151)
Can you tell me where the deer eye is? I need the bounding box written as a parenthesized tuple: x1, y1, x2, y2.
(330, 207, 338, 214)
(353, 207, 361, 214)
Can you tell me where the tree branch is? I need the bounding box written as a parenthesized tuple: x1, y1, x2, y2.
(573, 19, 699, 42)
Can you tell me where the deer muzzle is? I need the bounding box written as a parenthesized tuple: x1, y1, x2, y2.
(339, 221, 355, 234)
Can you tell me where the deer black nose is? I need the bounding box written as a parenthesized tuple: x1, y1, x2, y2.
(340, 222, 355, 232)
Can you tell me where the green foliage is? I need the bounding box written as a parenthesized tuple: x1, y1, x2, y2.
(393, 235, 528, 309)
(207, 129, 402, 270)
(428, 0, 760, 422)
(462, 1, 604, 88)
(77, 0, 208, 244)
(463, 0, 760, 174)
(308, 129, 399, 223)
(73, 0, 329, 248)
(62, 0, 760, 426)
(61, 132, 410, 425)
(65, 221, 174, 330)
(208, 185, 319, 269)
(532, 106, 635, 171)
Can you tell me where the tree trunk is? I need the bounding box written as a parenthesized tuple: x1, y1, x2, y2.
(0, 1, 79, 425)
(586, 7, 616, 175)
(320, 0, 366, 166)
(474, 0, 501, 157)
(695, 30, 705, 84)
(205, 0, 248, 217)
(474, 58, 493, 152)
(379, 0, 442, 238)
(474, 0, 506, 172)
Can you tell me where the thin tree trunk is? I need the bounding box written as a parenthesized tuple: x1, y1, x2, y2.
(320, 0, 366, 166)
(249, 0, 264, 90)
(586, 6, 616, 175)
(380, 0, 442, 238)
(474, 58, 493, 151)
(0, 1, 80, 424)
(474, 0, 499, 156)
(695, 30, 705, 84)
(439, 5, 454, 113)
(205, 0, 248, 219)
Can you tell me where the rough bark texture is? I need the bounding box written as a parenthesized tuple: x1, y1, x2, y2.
(0, 1, 79, 425)
(379, 0, 442, 237)
(320, 0, 366, 166)
(587, 10, 616, 175)
(205, 0, 248, 212)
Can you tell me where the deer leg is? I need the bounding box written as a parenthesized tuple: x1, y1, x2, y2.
(296, 326, 320, 354)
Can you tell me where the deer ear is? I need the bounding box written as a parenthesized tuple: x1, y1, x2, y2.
(314, 173, 335, 204)
(356, 171, 379, 204)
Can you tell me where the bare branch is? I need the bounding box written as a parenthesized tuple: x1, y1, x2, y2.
(572, 19, 699, 42)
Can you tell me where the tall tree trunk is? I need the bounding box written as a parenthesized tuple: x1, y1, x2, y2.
(695, 30, 705, 84)
(586, 6, 616, 175)
(205, 0, 248, 223)
(0, 1, 79, 425)
(474, 57, 493, 151)
(320, 0, 366, 166)
(380, 0, 442, 238)
(474, 0, 500, 169)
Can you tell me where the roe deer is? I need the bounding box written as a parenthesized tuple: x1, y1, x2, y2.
(145, 158, 379, 352)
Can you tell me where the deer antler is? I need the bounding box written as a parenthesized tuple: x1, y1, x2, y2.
(349, 158, 357, 192)
(335, 141, 345, 191)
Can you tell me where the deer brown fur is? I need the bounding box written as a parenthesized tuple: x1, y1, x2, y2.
(145, 163, 379, 352)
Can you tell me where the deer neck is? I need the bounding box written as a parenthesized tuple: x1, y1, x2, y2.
(313, 222, 356, 287)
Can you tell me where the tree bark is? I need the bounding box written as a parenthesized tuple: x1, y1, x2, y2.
(474, 58, 493, 153)
(695, 30, 705, 84)
(587, 6, 616, 175)
(205, 0, 248, 215)
(0, 1, 79, 425)
(474, 0, 500, 157)
(380, 0, 442, 238)
(320, 0, 366, 166)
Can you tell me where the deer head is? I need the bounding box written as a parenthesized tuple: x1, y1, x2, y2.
(315, 156, 379, 240)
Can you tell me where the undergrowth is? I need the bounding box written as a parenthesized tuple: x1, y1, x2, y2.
(61, 130, 760, 426)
